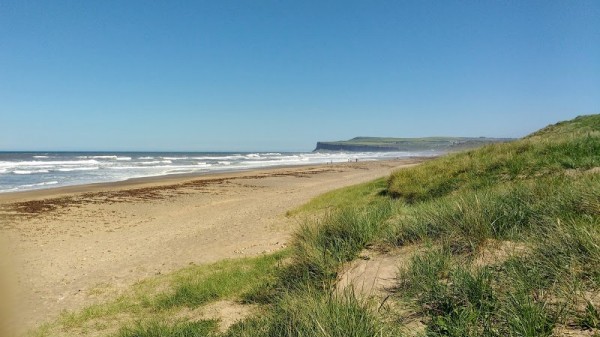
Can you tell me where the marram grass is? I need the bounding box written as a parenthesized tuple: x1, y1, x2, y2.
(29, 114, 600, 337)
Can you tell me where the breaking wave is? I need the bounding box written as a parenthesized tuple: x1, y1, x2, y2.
(0, 150, 436, 193)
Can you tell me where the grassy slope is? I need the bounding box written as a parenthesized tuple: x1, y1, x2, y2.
(232, 114, 599, 337)
(383, 115, 600, 336)
(31, 114, 600, 337)
(388, 115, 600, 202)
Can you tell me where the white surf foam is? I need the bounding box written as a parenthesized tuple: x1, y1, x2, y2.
(0, 151, 438, 194)
(12, 169, 50, 175)
(57, 167, 100, 172)
(78, 155, 118, 159)
(13, 170, 33, 175)
(0, 188, 19, 193)
(22, 181, 59, 187)
(0, 160, 100, 168)
(191, 155, 245, 160)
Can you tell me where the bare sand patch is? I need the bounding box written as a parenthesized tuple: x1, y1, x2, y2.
(336, 245, 419, 299)
(335, 245, 426, 336)
(471, 239, 529, 268)
(196, 300, 256, 332)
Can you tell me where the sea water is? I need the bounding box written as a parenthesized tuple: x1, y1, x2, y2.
(0, 151, 439, 193)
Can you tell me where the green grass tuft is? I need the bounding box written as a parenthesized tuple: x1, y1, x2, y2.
(115, 319, 218, 337)
(285, 200, 395, 289)
(153, 252, 287, 309)
(224, 290, 399, 337)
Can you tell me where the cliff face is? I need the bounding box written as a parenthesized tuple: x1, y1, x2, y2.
(314, 142, 400, 152)
(313, 137, 513, 152)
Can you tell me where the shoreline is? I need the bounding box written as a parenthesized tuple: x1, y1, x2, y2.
(0, 157, 434, 203)
(0, 163, 321, 203)
(0, 158, 427, 332)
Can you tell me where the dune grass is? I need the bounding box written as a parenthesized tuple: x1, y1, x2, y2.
(154, 252, 287, 309)
(30, 252, 287, 337)
(388, 115, 600, 202)
(388, 174, 600, 253)
(221, 200, 401, 337)
(396, 212, 600, 336)
(286, 201, 395, 288)
(245, 114, 600, 337)
(30, 114, 600, 336)
(224, 289, 399, 337)
(286, 177, 388, 217)
(115, 319, 218, 337)
(384, 115, 600, 336)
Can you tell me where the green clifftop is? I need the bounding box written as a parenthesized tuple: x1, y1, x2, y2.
(314, 136, 512, 152)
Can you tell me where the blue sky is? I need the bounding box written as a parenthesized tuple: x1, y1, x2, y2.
(1, 1, 598, 151)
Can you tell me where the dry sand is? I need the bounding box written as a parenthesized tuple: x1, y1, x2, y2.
(0, 159, 423, 332)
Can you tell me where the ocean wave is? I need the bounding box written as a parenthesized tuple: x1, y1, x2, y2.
(22, 181, 59, 187)
(57, 167, 100, 172)
(240, 159, 301, 166)
(137, 160, 173, 165)
(13, 169, 50, 175)
(275, 154, 300, 158)
(0, 151, 429, 194)
(191, 155, 245, 160)
(78, 155, 118, 159)
(109, 165, 196, 170)
(75, 155, 131, 161)
(0, 159, 100, 168)
(272, 155, 303, 161)
(0, 187, 19, 193)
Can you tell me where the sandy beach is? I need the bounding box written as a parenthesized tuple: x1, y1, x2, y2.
(0, 158, 424, 331)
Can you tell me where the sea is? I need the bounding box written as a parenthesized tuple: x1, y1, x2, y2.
(0, 151, 439, 193)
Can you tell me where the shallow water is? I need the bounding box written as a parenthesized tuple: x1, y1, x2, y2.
(0, 151, 438, 193)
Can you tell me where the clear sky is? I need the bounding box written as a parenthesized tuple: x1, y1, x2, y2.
(1, 1, 599, 151)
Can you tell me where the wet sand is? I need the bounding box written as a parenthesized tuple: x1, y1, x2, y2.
(0, 159, 425, 332)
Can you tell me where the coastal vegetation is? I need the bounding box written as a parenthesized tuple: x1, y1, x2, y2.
(31, 114, 600, 336)
(31, 253, 287, 336)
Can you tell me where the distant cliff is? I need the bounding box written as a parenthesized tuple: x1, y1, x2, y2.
(314, 137, 512, 152)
